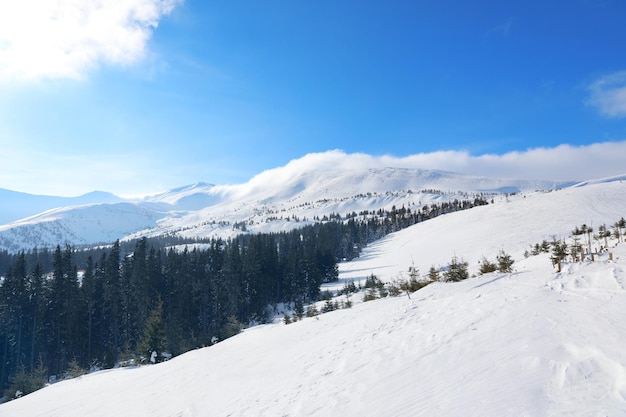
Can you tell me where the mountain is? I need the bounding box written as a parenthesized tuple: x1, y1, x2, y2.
(142, 182, 220, 211)
(0, 188, 123, 224)
(0, 203, 165, 253)
(2, 174, 625, 416)
(0, 151, 575, 252)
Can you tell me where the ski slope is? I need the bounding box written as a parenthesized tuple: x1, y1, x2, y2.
(2, 179, 626, 417)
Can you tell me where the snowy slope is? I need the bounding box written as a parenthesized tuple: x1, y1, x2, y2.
(142, 182, 221, 211)
(0, 203, 165, 252)
(2, 178, 626, 417)
(0, 188, 123, 224)
(337, 179, 626, 282)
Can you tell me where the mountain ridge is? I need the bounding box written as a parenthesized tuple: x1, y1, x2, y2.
(0, 188, 123, 225)
(0, 151, 618, 252)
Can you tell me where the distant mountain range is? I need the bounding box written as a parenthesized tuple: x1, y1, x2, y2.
(0, 189, 123, 225)
(0, 151, 594, 252)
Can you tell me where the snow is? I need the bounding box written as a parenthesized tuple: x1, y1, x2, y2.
(0, 151, 576, 252)
(0, 203, 165, 251)
(336, 181, 626, 283)
(0, 188, 123, 225)
(2, 179, 626, 416)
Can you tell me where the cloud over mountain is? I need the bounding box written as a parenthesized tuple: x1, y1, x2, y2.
(241, 144, 626, 190)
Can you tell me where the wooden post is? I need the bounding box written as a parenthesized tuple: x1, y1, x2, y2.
(609, 252, 613, 261)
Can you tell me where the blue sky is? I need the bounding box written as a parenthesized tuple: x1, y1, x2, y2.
(1, 0, 625, 196)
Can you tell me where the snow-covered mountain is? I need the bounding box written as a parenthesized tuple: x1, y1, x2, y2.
(0, 203, 165, 253)
(2, 171, 626, 416)
(0, 188, 123, 225)
(0, 151, 574, 252)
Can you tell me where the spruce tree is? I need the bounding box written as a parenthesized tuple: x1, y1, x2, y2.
(479, 257, 497, 274)
(443, 256, 469, 282)
(428, 266, 440, 282)
(496, 250, 514, 273)
(66, 356, 86, 378)
(550, 238, 568, 264)
(221, 315, 243, 340)
(103, 240, 122, 366)
(294, 300, 305, 320)
(137, 300, 166, 364)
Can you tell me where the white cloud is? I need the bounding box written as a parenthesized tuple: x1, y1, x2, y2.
(2, 141, 626, 197)
(586, 71, 626, 118)
(246, 141, 626, 192)
(380, 141, 626, 181)
(0, 0, 182, 80)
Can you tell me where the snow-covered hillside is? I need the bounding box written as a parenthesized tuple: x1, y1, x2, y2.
(338, 178, 626, 280)
(0, 188, 122, 225)
(2, 177, 625, 416)
(0, 151, 573, 252)
(0, 203, 165, 252)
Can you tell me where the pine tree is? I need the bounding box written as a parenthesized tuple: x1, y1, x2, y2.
(614, 217, 625, 243)
(294, 300, 304, 320)
(221, 315, 243, 340)
(443, 256, 469, 282)
(31, 355, 47, 388)
(479, 257, 497, 274)
(27, 262, 44, 373)
(66, 356, 86, 378)
(0, 252, 28, 387)
(103, 240, 122, 367)
(137, 300, 166, 364)
(4, 364, 32, 400)
(127, 238, 150, 351)
(550, 238, 568, 264)
(428, 266, 440, 282)
(3, 360, 47, 400)
(81, 256, 96, 366)
(496, 250, 514, 273)
(570, 236, 583, 262)
(306, 305, 318, 317)
(45, 245, 81, 375)
(597, 224, 610, 249)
